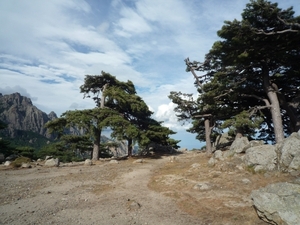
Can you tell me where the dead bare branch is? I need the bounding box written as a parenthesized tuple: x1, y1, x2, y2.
(185, 58, 204, 88)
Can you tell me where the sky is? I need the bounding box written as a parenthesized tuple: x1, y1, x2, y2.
(1, 0, 299, 150)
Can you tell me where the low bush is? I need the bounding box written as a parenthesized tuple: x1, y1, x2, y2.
(11, 157, 31, 168)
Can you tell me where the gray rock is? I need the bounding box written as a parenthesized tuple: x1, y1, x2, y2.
(109, 159, 119, 164)
(243, 140, 265, 152)
(133, 159, 144, 163)
(242, 178, 251, 184)
(45, 156, 53, 160)
(207, 157, 215, 167)
(44, 158, 59, 167)
(277, 132, 300, 172)
(244, 145, 277, 171)
(289, 154, 300, 171)
(4, 161, 11, 166)
(214, 150, 224, 161)
(230, 137, 249, 154)
(223, 150, 235, 158)
(190, 163, 201, 169)
(21, 163, 31, 168)
(193, 182, 212, 190)
(84, 159, 92, 166)
(251, 182, 300, 225)
(0, 93, 58, 139)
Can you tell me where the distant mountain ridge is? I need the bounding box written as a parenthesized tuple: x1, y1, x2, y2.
(0, 92, 126, 154)
(0, 92, 57, 140)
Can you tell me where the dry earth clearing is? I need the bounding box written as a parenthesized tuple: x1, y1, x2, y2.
(0, 151, 295, 225)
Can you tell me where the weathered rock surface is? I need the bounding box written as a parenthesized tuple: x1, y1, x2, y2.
(251, 182, 300, 225)
(0, 92, 57, 139)
(84, 159, 93, 166)
(230, 137, 249, 154)
(214, 150, 224, 161)
(243, 140, 265, 152)
(277, 132, 300, 172)
(244, 145, 277, 172)
(4, 161, 11, 166)
(21, 163, 31, 168)
(44, 158, 59, 167)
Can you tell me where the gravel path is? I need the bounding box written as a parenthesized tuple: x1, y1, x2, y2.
(0, 156, 200, 225)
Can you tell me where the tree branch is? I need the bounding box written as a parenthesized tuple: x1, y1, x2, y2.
(241, 94, 271, 107)
(185, 58, 204, 88)
(253, 15, 300, 35)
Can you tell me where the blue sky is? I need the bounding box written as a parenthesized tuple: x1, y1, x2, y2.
(1, 0, 299, 149)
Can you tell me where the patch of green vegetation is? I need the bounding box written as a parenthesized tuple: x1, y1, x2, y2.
(0, 129, 52, 150)
(11, 157, 31, 168)
(245, 165, 256, 174)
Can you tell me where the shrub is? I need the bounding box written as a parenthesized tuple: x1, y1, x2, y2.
(11, 157, 31, 168)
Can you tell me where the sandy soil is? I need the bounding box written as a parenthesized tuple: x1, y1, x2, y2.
(0, 151, 297, 225)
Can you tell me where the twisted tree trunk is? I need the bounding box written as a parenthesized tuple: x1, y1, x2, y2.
(263, 66, 284, 143)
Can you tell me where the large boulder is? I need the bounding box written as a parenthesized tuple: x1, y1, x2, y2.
(244, 145, 277, 172)
(251, 182, 300, 225)
(243, 140, 265, 152)
(230, 137, 249, 154)
(44, 158, 59, 167)
(277, 132, 300, 172)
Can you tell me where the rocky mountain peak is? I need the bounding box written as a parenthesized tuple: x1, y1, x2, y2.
(0, 92, 56, 139)
(48, 111, 58, 120)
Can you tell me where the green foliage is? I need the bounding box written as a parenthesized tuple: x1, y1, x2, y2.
(15, 146, 35, 159)
(0, 120, 15, 157)
(0, 130, 52, 150)
(11, 157, 31, 168)
(36, 142, 77, 162)
(47, 71, 180, 159)
(170, 0, 300, 143)
(0, 138, 15, 157)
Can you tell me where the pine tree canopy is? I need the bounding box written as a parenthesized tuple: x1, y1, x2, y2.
(170, 0, 300, 147)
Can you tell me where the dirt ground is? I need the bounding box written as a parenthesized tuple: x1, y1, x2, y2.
(0, 151, 297, 225)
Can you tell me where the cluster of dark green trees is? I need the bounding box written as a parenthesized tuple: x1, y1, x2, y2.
(169, 0, 300, 153)
(46, 72, 180, 160)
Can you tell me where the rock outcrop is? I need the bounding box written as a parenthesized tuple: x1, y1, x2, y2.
(277, 132, 300, 172)
(0, 92, 57, 139)
(251, 182, 300, 225)
(244, 145, 277, 172)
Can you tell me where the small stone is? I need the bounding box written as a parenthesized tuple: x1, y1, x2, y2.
(110, 160, 119, 164)
(242, 178, 251, 184)
(84, 159, 93, 166)
(193, 182, 212, 190)
(4, 161, 11, 166)
(133, 159, 144, 163)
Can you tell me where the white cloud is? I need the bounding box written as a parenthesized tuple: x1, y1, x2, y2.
(0, 85, 38, 101)
(115, 7, 152, 37)
(155, 102, 191, 130)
